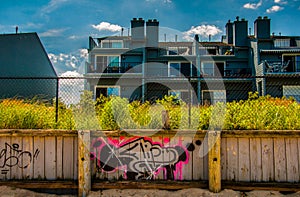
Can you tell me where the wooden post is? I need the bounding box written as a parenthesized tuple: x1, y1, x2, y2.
(78, 130, 91, 197)
(162, 110, 170, 129)
(208, 130, 221, 193)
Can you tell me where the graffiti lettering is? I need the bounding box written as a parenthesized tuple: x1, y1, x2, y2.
(0, 143, 39, 169)
(91, 137, 192, 180)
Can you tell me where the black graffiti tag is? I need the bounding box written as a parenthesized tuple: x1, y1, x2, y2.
(0, 143, 39, 169)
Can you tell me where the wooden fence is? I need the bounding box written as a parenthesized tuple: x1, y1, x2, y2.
(0, 130, 300, 196)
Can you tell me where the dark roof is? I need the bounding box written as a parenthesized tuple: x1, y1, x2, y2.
(260, 49, 300, 53)
(159, 41, 231, 47)
(0, 33, 57, 77)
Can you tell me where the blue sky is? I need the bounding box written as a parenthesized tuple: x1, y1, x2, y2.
(1, 0, 300, 74)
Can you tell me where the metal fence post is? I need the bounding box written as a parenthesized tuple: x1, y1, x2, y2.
(78, 130, 91, 197)
(55, 77, 59, 123)
(208, 130, 221, 193)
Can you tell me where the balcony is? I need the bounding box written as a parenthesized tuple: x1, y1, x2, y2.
(263, 60, 300, 74)
(202, 68, 251, 78)
(86, 62, 142, 74)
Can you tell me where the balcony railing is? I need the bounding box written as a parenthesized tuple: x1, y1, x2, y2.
(201, 68, 251, 77)
(87, 62, 142, 74)
(263, 60, 300, 74)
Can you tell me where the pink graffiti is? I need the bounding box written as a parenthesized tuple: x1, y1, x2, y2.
(91, 137, 190, 180)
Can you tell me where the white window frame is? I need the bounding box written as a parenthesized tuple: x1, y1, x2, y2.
(274, 39, 290, 48)
(168, 62, 181, 77)
(201, 61, 225, 76)
(94, 55, 121, 70)
(168, 61, 192, 77)
(101, 40, 123, 48)
(202, 90, 226, 105)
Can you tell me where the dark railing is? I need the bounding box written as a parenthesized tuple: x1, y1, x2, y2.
(87, 62, 142, 74)
(264, 60, 300, 73)
(201, 68, 251, 77)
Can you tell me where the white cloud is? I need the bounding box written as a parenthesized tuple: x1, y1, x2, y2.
(79, 49, 88, 59)
(243, 0, 263, 9)
(183, 25, 222, 41)
(146, 0, 172, 3)
(59, 71, 84, 105)
(41, 0, 69, 14)
(266, 5, 284, 13)
(40, 28, 68, 37)
(92, 22, 122, 32)
(274, 0, 288, 4)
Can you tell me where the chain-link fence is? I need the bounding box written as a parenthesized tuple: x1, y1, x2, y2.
(0, 75, 299, 130)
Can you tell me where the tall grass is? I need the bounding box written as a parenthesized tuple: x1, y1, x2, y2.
(0, 91, 299, 130)
(0, 98, 75, 129)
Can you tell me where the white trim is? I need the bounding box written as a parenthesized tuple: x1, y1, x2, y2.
(168, 61, 192, 77)
(101, 40, 124, 48)
(201, 61, 225, 76)
(94, 55, 121, 70)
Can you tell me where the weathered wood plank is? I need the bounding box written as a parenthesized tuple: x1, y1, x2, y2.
(261, 138, 274, 182)
(0, 137, 12, 180)
(274, 138, 286, 182)
(44, 137, 56, 180)
(238, 138, 250, 181)
(222, 181, 300, 192)
(0, 130, 77, 137)
(152, 136, 164, 180)
(222, 130, 300, 138)
(73, 136, 78, 181)
(63, 137, 74, 179)
(203, 136, 209, 181)
(56, 136, 63, 180)
(33, 136, 45, 180)
(181, 136, 193, 181)
(90, 137, 98, 180)
(193, 137, 204, 180)
(249, 138, 262, 181)
(286, 138, 299, 182)
(10, 137, 23, 180)
(221, 137, 227, 181)
(0, 181, 78, 189)
(92, 180, 208, 190)
(106, 137, 120, 181)
(22, 137, 34, 180)
(226, 138, 238, 181)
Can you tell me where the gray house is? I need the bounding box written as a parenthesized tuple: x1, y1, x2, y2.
(85, 17, 300, 104)
(0, 32, 57, 100)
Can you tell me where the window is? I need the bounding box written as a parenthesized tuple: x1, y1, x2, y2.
(101, 40, 123, 48)
(202, 90, 226, 105)
(95, 56, 120, 72)
(283, 86, 300, 102)
(274, 39, 290, 48)
(201, 62, 214, 76)
(167, 47, 191, 55)
(96, 86, 120, 98)
(168, 62, 192, 77)
(169, 63, 180, 76)
(201, 62, 224, 76)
